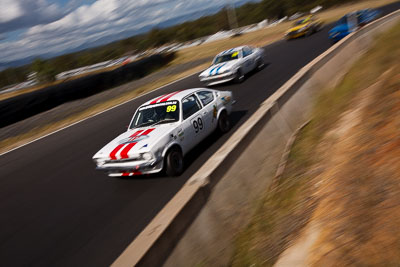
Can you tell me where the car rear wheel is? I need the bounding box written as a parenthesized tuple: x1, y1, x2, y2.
(217, 110, 231, 134)
(234, 69, 244, 83)
(165, 147, 184, 177)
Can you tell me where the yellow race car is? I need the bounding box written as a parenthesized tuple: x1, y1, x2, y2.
(285, 15, 323, 40)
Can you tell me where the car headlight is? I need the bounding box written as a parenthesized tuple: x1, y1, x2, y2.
(140, 152, 153, 161)
(94, 158, 106, 165)
(330, 32, 339, 38)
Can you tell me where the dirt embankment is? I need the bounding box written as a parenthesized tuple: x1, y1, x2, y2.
(232, 20, 400, 267)
(276, 67, 400, 266)
(307, 68, 400, 266)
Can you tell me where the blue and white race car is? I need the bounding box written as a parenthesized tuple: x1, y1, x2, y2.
(329, 8, 381, 42)
(199, 46, 265, 86)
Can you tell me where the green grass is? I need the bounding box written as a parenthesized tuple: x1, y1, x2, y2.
(230, 19, 400, 267)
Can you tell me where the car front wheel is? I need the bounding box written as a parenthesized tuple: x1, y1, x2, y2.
(217, 110, 231, 134)
(256, 58, 265, 71)
(165, 147, 184, 177)
(234, 69, 244, 83)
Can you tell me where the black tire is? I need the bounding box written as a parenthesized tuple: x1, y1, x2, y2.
(256, 58, 265, 71)
(165, 147, 184, 177)
(217, 110, 231, 134)
(234, 69, 244, 83)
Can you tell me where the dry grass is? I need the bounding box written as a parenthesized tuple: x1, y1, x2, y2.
(170, 26, 285, 66)
(309, 36, 400, 265)
(309, 68, 400, 266)
(0, 80, 64, 101)
(316, 0, 398, 24)
(170, 0, 398, 66)
(0, 64, 122, 102)
(230, 17, 400, 267)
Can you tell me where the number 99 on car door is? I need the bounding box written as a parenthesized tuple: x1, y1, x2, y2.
(192, 116, 203, 134)
(181, 94, 207, 151)
(188, 114, 206, 147)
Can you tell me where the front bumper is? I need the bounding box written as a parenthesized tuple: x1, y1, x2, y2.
(199, 72, 236, 86)
(285, 31, 306, 39)
(95, 158, 163, 177)
(329, 32, 347, 42)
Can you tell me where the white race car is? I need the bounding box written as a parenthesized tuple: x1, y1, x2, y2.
(199, 45, 265, 86)
(93, 88, 234, 177)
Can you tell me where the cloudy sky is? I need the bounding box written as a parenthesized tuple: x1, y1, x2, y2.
(0, 0, 254, 64)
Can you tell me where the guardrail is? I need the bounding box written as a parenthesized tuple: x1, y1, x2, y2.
(112, 9, 400, 267)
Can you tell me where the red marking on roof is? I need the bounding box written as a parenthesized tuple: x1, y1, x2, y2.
(150, 94, 168, 104)
(159, 91, 181, 102)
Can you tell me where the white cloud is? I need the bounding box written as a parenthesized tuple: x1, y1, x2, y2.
(0, 0, 23, 23)
(0, 0, 252, 63)
(0, 0, 87, 34)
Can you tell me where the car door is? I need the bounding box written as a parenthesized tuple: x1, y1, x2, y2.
(181, 94, 206, 154)
(242, 46, 255, 73)
(347, 13, 358, 32)
(196, 90, 217, 135)
(248, 46, 259, 71)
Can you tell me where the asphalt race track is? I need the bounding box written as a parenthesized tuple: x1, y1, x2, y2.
(0, 3, 398, 266)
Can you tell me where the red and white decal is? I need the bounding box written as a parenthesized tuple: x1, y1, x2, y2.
(140, 128, 155, 136)
(159, 91, 181, 102)
(150, 94, 167, 104)
(109, 144, 124, 160)
(149, 91, 181, 104)
(108, 128, 154, 160)
(120, 142, 137, 159)
(121, 171, 142, 176)
(130, 129, 143, 137)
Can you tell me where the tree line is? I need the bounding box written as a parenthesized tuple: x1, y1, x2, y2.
(0, 0, 360, 88)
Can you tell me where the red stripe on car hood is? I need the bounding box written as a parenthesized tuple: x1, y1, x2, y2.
(120, 142, 137, 159)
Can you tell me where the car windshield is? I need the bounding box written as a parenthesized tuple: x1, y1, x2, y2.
(130, 100, 180, 129)
(213, 51, 239, 64)
(336, 16, 347, 26)
(294, 18, 307, 25)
